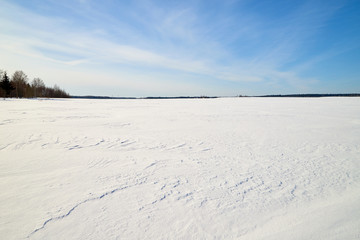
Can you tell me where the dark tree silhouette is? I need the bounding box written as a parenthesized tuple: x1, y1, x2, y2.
(0, 68, 70, 98)
(0, 72, 15, 97)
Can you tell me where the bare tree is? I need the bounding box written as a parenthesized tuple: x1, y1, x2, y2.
(52, 84, 70, 98)
(31, 78, 45, 98)
(11, 70, 28, 98)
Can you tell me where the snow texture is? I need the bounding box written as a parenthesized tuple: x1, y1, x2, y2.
(0, 97, 359, 239)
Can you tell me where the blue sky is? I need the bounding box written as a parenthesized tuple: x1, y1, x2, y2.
(0, 0, 359, 96)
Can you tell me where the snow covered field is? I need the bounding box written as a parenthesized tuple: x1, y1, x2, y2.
(1, 97, 359, 240)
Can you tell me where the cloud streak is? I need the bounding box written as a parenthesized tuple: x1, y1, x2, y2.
(0, 0, 359, 96)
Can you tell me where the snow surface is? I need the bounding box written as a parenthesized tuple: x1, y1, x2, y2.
(0, 97, 359, 240)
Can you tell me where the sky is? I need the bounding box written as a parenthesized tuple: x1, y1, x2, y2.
(0, 0, 359, 97)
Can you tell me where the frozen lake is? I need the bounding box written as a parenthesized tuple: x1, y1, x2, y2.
(1, 97, 359, 239)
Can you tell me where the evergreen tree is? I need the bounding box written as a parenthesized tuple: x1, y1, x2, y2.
(0, 72, 15, 97)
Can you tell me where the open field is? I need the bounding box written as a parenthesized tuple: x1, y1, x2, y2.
(1, 98, 359, 239)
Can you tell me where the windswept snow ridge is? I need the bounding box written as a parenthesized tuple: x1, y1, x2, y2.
(0, 98, 359, 239)
(28, 184, 130, 238)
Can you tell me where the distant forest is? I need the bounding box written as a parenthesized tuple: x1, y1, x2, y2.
(259, 93, 360, 97)
(0, 69, 70, 98)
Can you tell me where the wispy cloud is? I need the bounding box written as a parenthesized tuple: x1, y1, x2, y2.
(0, 0, 358, 96)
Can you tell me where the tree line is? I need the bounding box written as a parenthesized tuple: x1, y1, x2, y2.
(0, 69, 70, 98)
